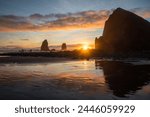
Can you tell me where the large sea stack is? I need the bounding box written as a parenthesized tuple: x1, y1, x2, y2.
(95, 8, 150, 54)
(41, 39, 49, 51)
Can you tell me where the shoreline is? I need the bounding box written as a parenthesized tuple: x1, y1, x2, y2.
(0, 56, 73, 64)
(0, 56, 150, 65)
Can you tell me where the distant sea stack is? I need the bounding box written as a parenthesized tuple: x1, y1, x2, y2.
(61, 43, 67, 50)
(41, 39, 49, 51)
(95, 8, 150, 54)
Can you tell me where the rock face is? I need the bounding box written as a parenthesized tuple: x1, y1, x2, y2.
(95, 8, 150, 54)
(95, 36, 103, 50)
(61, 43, 67, 50)
(41, 39, 49, 51)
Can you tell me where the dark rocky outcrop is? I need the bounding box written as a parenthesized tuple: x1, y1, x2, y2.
(95, 36, 103, 50)
(95, 8, 150, 54)
(61, 43, 67, 50)
(41, 39, 49, 51)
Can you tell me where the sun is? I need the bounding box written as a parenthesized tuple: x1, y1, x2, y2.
(83, 45, 89, 50)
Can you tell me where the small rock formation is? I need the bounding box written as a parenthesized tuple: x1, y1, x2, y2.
(95, 36, 103, 50)
(51, 49, 56, 52)
(41, 39, 49, 51)
(95, 8, 150, 54)
(61, 43, 67, 50)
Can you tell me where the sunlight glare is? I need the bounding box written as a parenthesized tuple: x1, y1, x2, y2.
(83, 45, 89, 50)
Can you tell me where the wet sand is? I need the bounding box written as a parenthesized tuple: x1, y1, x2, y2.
(0, 57, 150, 99)
(0, 56, 71, 64)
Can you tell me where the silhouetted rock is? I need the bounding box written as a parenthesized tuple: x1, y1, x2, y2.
(61, 43, 67, 50)
(41, 39, 49, 51)
(95, 36, 103, 50)
(95, 8, 150, 54)
(51, 49, 56, 52)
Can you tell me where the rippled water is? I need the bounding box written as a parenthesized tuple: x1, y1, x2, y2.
(0, 59, 150, 99)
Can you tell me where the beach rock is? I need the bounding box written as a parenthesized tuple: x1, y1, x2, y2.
(41, 39, 49, 51)
(95, 8, 150, 54)
(61, 43, 67, 50)
(95, 36, 103, 50)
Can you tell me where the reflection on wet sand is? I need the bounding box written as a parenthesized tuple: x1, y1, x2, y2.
(0, 60, 107, 99)
(95, 60, 150, 97)
(0, 59, 150, 99)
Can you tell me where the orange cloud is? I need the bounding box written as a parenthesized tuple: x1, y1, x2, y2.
(0, 10, 111, 32)
(0, 8, 149, 32)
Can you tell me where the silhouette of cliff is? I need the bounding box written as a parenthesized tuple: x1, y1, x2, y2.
(95, 8, 150, 54)
(41, 39, 49, 51)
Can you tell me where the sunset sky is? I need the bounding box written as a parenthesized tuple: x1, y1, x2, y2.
(0, 0, 150, 51)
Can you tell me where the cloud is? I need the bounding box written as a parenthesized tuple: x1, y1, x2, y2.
(20, 39, 29, 41)
(29, 13, 68, 20)
(0, 8, 149, 32)
(0, 45, 22, 52)
(131, 7, 150, 19)
(0, 10, 111, 32)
